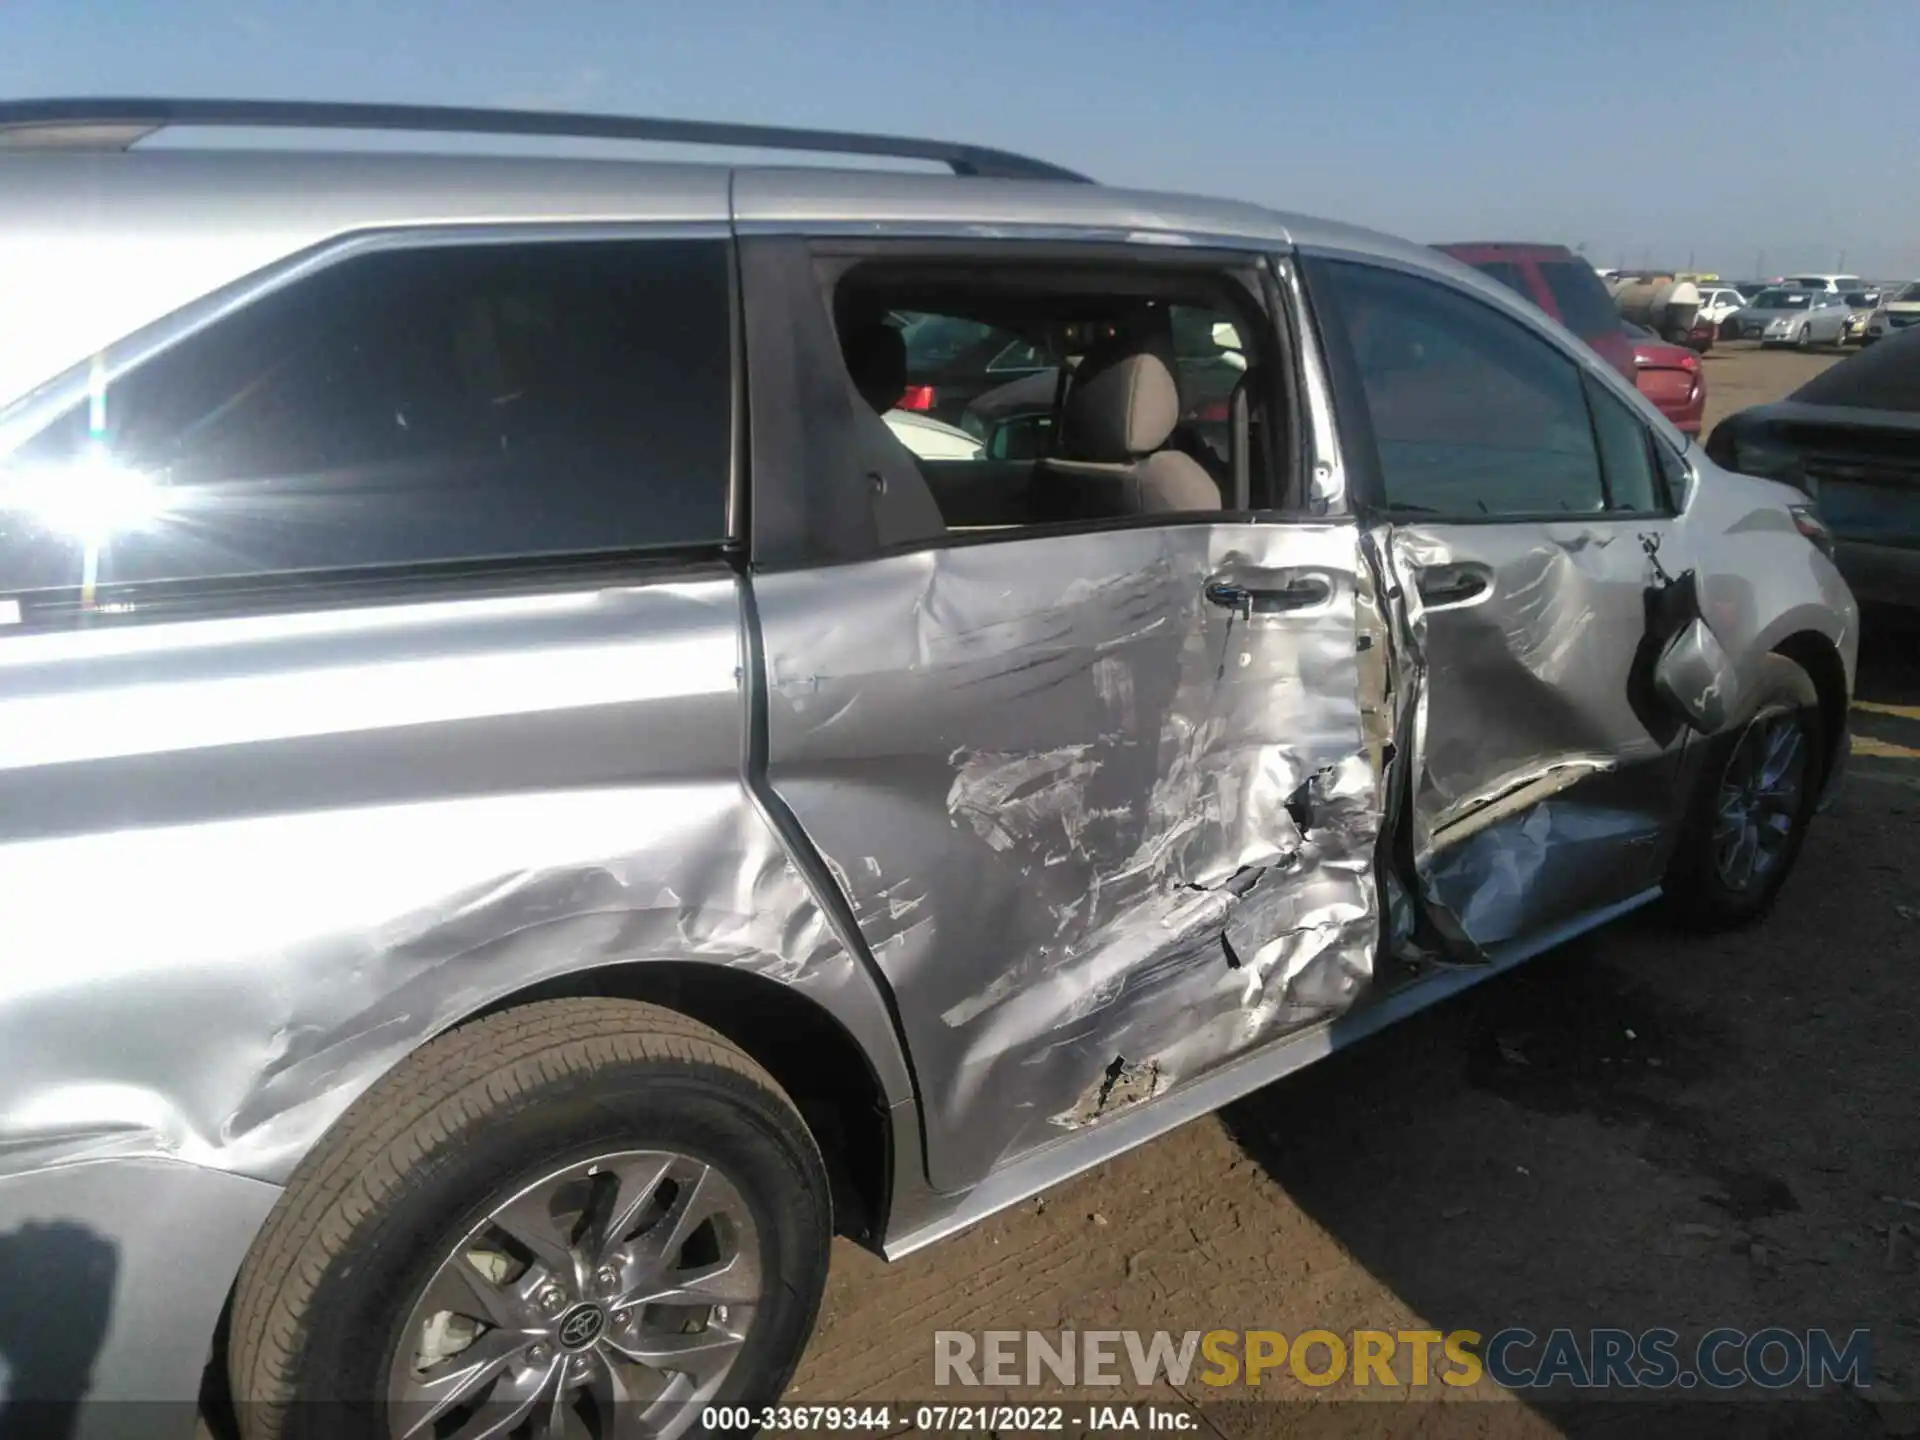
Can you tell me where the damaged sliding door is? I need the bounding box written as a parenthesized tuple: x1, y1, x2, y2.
(754, 521, 1379, 1191)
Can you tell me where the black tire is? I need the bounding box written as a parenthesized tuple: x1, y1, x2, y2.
(229, 998, 832, 1440)
(1663, 653, 1825, 931)
(1795, 323, 1811, 350)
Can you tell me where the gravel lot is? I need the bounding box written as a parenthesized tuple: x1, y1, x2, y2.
(787, 345, 1920, 1437)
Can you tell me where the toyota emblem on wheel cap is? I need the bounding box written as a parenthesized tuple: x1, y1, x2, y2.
(557, 1303, 606, 1350)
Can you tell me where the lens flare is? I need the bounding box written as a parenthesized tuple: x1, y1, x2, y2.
(0, 444, 171, 545)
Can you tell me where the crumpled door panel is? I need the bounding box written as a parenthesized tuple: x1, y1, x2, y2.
(1382, 522, 1691, 951)
(756, 523, 1382, 1190)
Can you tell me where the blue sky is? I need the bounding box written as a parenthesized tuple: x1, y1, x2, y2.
(5, 0, 1917, 279)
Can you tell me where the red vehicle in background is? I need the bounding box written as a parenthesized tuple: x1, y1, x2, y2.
(1621, 323, 1707, 436)
(1436, 242, 1706, 438)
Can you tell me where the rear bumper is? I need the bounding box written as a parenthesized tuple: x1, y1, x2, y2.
(0, 1158, 278, 1439)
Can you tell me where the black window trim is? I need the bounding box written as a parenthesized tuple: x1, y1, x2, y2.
(1301, 246, 1683, 526)
(742, 232, 1315, 573)
(1577, 368, 1679, 519)
(0, 220, 743, 632)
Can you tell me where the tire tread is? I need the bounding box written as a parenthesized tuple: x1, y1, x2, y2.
(228, 999, 802, 1440)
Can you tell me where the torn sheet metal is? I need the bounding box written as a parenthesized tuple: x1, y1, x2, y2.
(756, 522, 1381, 1190)
(0, 578, 883, 1187)
(1655, 616, 1740, 734)
(1380, 523, 1688, 951)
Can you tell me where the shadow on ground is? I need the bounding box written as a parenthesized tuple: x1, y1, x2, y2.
(1222, 616, 1920, 1438)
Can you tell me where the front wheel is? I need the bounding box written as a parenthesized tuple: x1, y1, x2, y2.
(228, 998, 833, 1440)
(1664, 653, 1824, 930)
(1795, 324, 1812, 349)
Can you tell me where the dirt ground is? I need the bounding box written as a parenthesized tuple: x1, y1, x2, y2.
(787, 346, 1920, 1437)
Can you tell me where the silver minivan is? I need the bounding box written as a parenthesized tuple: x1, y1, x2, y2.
(0, 100, 1855, 1440)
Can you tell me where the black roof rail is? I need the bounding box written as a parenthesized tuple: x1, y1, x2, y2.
(0, 97, 1095, 183)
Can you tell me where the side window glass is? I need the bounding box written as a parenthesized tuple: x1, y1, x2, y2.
(0, 238, 733, 598)
(1317, 260, 1606, 517)
(833, 265, 1276, 534)
(1584, 375, 1663, 513)
(878, 302, 1249, 481)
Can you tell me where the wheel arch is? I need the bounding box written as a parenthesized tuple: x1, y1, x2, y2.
(450, 960, 899, 1250)
(1771, 628, 1850, 786)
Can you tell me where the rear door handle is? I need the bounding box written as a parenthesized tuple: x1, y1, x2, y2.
(1415, 564, 1492, 608)
(1204, 572, 1332, 615)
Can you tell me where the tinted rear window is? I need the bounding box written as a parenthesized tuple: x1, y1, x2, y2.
(0, 238, 734, 597)
(1470, 261, 1531, 301)
(1538, 261, 1621, 339)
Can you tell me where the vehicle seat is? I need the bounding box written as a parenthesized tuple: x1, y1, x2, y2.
(840, 321, 947, 547)
(1035, 340, 1221, 523)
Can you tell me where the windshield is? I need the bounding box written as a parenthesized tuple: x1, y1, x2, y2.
(1755, 290, 1812, 309)
(1898, 283, 1920, 303)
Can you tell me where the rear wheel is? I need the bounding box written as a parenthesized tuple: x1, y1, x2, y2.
(1664, 654, 1824, 930)
(229, 998, 833, 1440)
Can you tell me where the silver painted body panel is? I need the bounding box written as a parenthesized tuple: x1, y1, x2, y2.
(1391, 518, 1687, 948)
(757, 521, 1376, 1190)
(0, 1158, 276, 1437)
(0, 143, 1859, 1411)
(881, 885, 1663, 1258)
(0, 576, 909, 1185)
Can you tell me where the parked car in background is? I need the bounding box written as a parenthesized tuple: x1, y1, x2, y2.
(891, 310, 1051, 424)
(1622, 322, 1707, 435)
(1864, 281, 1920, 344)
(885, 408, 986, 461)
(1785, 273, 1865, 295)
(1697, 285, 1751, 334)
(1736, 288, 1852, 348)
(1840, 289, 1884, 345)
(1436, 242, 1706, 433)
(1708, 325, 1920, 609)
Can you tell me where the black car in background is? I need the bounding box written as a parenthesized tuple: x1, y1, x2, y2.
(1707, 326, 1920, 610)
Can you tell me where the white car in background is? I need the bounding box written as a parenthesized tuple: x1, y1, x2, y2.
(1864, 281, 1920, 344)
(885, 408, 986, 460)
(1697, 286, 1750, 332)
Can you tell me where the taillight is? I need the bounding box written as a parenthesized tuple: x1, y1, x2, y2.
(897, 385, 936, 412)
(1195, 399, 1231, 423)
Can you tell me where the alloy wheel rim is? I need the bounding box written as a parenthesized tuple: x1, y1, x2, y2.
(387, 1149, 763, 1440)
(1711, 708, 1809, 893)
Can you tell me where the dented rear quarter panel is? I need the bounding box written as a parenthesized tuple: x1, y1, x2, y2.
(0, 574, 910, 1190)
(1676, 456, 1859, 696)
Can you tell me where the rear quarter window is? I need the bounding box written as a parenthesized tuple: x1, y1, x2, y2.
(0, 237, 734, 600)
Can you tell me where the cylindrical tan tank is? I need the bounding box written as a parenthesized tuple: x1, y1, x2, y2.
(1613, 276, 1702, 343)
